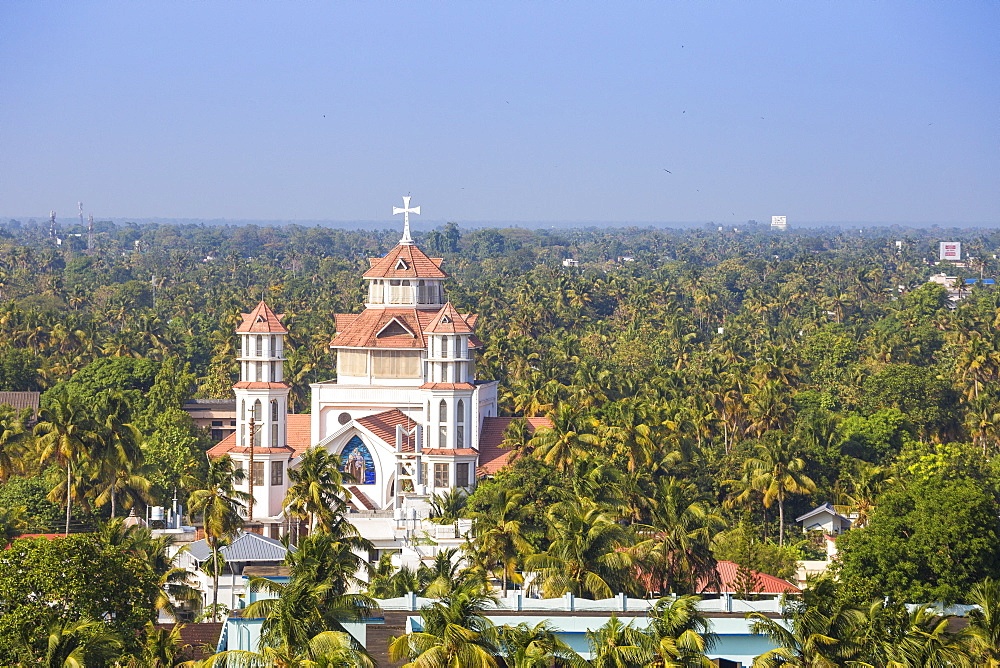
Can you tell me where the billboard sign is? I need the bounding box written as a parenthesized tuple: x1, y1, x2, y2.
(940, 242, 962, 261)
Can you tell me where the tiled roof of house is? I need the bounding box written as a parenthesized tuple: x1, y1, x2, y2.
(363, 244, 447, 279)
(236, 301, 288, 334)
(698, 561, 801, 595)
(0, 391, 40, 420)
(476, 416, 553, 475)
(423, 302, 474, 334)
(207, 414, 312, 458)
(356, 409, 418, 453)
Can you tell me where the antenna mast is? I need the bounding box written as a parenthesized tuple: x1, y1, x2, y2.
(87, 215, 94, 252)
(49, 211, 56, 239)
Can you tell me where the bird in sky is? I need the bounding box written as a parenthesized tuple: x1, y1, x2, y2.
(663, 169, 672, 174)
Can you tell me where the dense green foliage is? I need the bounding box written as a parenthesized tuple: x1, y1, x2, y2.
(4, 217, 1000, 660)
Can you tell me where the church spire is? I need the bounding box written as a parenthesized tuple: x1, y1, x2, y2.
(392, 195, 420, 245)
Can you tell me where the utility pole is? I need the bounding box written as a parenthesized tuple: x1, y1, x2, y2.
(247, 414, 255, 524)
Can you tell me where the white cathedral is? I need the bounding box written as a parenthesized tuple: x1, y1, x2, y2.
(208, 198, 530, 538)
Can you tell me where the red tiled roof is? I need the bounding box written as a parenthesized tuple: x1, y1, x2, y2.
(476, 416, 553, 475)
(364, 244, 448, 279)
(698, 561, 801, 595)
(331, 309, 437, 349)
(154, 623, 223, 661)
(236, 301, 288, 334)
(424, 302, 474, 334)
(207, 414, 312, 458)
(347, 486, 378, 510)
(422, 448, 478, 456)
(233, 382, 290, 390)
(420, 383, 476, 390)
(356, 409, 418, 452)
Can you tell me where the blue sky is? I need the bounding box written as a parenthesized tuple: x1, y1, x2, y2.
(2, 2, 998, 226)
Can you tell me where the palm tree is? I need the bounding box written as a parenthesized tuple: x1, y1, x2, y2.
(283, 446, 349, 533)
(631, 478, 724, 596)
(16, 615, 123, 667)
(188, 455, 250, 621)
(585, 615, 652, 668)
(90, 392, 148, 518)
(495, 621, 585, 667)
(0, 404, 28, 481)
(34, 391, 93, 535)
(245, 532, 377, 655)
(389, 590, 500, 668)
(644, 596, 716, 667)
(528, 404, 601, 475)
(468, 488, 532, 595)
(735, 437, 816, 546)
(526, 497, 635, 599)
(962, 577, 1000, 665)
(749, 579, 863, 667)
(200, 630, 374, 668)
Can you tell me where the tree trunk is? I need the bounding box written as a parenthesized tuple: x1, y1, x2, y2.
(64, 461, 72, 536)
(502, 567, 508, 597)
(110, 485, 116, 519)
(778, 497, 785, 547)
(212, 546, 220, 621)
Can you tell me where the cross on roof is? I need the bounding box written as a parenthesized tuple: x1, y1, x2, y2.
(392, 196, 420, 245)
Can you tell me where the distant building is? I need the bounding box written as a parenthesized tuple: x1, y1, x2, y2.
(0, 391, 40, 425)
(562, 258, 580, 267)
(182, 399, 237, 442)
(796, 502, 852, 536)
(770, 215, 787, 231)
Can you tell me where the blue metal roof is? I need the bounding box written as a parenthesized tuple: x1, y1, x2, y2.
(187, 531, 290, 563)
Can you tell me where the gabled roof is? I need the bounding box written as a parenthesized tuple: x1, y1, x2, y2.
(796, 502, 851, 524)
(188, 530, 291, 563)
(356, 409, 418, 453)
(331, 309, 438, 349)
(698, 561, 801, 595)
(0, 391, 39, 421)
(364, 244, 447, 280)
(424, 302, 474, 335)
(207, 414, 312, 458)
(236, 301, 288, 334)
(476, 416, 554, 475)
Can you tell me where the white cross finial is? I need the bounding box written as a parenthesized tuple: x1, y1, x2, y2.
(392, 195, 420, 245)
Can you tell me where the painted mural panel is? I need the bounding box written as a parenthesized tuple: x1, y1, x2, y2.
(340, 435, 376, 485)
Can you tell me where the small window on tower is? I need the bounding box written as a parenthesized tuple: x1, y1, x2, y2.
(395, 257, 409, 270)
(271, 423, 278, 445)
(256, 335, 263, 357)
(338, 412, 352, 425)
(456, 462, 470, 488)
(252, 462, 265, 487)
(271, 461, 284, 486)
(434, 463, 450, 488)
(271, 400, 278, 421)
(439, 400, 447, 422)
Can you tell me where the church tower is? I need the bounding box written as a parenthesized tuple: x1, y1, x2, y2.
(232, 301, 291, 527)
(310, 196, 499, 512)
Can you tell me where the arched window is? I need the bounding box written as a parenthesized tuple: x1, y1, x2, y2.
(439, 400, 447, 422)
(271, 400, 278, 421)
(253, 399, 262, 421)
(456, 400, 465, 423)
(456, 400, 465, 447)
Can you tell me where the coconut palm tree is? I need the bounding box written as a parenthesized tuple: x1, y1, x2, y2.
(283, 446, 348, 533)
(34, 391, 94, 535)
(962, 577, 1000, 666)
(389, 590, 500, 668)
(631, 478, 724, 596)
(16, 615, 123, 667)
(468, 488, 532, 595)
(644, 596, 716, 667)
(526, 497, 635, 599)
(494, 621, 586, 667)
(734, 436, 816, 546)
(0, 405, 28, 482)
(188, 455, 249, 621)
(199, 630, 373, 668)
(528, 404, 601, 476)
(586, 615, 652, 668)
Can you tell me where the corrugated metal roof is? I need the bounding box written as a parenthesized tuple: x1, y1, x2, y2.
(187, 530, 291, 563)
(0, 392, 40, 420)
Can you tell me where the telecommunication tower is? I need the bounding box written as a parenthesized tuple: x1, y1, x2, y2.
(88, 215, 94, 252)
(49, 211, 56, 239)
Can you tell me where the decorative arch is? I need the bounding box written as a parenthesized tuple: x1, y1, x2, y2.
(340, 436, 376, 485)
